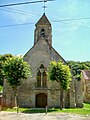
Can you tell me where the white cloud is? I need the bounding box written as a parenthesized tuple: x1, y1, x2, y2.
(10, 13, 30, 23)
(2, 6, 39, 24)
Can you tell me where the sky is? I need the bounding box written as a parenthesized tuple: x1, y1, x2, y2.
(0, 0, 90, 61)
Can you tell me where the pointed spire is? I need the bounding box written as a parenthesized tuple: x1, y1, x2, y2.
(35, 13, 51, 26)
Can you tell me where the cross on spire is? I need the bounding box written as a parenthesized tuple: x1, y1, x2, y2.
(42, 0, 47, 14)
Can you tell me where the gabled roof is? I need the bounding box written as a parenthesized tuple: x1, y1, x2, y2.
(24, 38, 67, 64)
(35, 13, 51, 26)
(82, 70, 90, 80)
(51, 46, 67, 64)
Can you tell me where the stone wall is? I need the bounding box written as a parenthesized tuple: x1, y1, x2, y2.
(2, 37, 77, 108)
(70, 78, 75, 108)
(82, 77, 90, 103)
(75, 79, 83, 108)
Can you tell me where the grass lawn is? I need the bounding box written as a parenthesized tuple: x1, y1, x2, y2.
(58, 103, 90, 115)
(2, 103, 90, 115)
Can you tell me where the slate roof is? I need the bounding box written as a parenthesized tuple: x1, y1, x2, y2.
(82, 70, 90, 80)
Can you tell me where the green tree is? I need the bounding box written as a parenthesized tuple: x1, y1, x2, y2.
(0, 61, 4, 86)
(67, 61, 90, 80)
(48, 61, 72, 110)
(0, 54, 13, 86)
(4, 56, 31, 109)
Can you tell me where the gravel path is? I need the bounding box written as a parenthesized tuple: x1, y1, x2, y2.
(0, 112, 90, 120)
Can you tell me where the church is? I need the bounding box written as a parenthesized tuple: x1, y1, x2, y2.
(2, 13, 83, 108)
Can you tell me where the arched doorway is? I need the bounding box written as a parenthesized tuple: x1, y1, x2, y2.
(36, 93, 47, 108)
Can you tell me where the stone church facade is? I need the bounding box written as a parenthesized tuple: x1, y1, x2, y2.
(2, 14, 83, 108)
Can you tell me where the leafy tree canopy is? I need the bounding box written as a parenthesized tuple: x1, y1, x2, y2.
(0, 54, 13, 86)
(48, 61, 72, 90)
(0, 54, 13, 61)
(67, 61, 90, 80)
(4, 56, 31, 88)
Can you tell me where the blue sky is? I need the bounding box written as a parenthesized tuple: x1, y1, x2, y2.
(0, 0, 90, 61)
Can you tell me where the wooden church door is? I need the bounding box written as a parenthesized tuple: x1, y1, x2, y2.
(36, 93, 47, 108)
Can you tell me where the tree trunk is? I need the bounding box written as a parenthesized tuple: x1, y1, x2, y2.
(15, 94, 17, 107)
(60, 85, 63, 110)
(13, 87, 18, 107)
(13, 87, 19, 113)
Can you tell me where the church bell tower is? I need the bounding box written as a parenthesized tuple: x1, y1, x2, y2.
(34, 13, 52, 46)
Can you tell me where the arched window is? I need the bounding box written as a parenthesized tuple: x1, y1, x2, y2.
(40, 29, 45, 37)
(37, 64, 47, 88)
(42, 70, 47, 87)
(37, 70, 41, 87)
